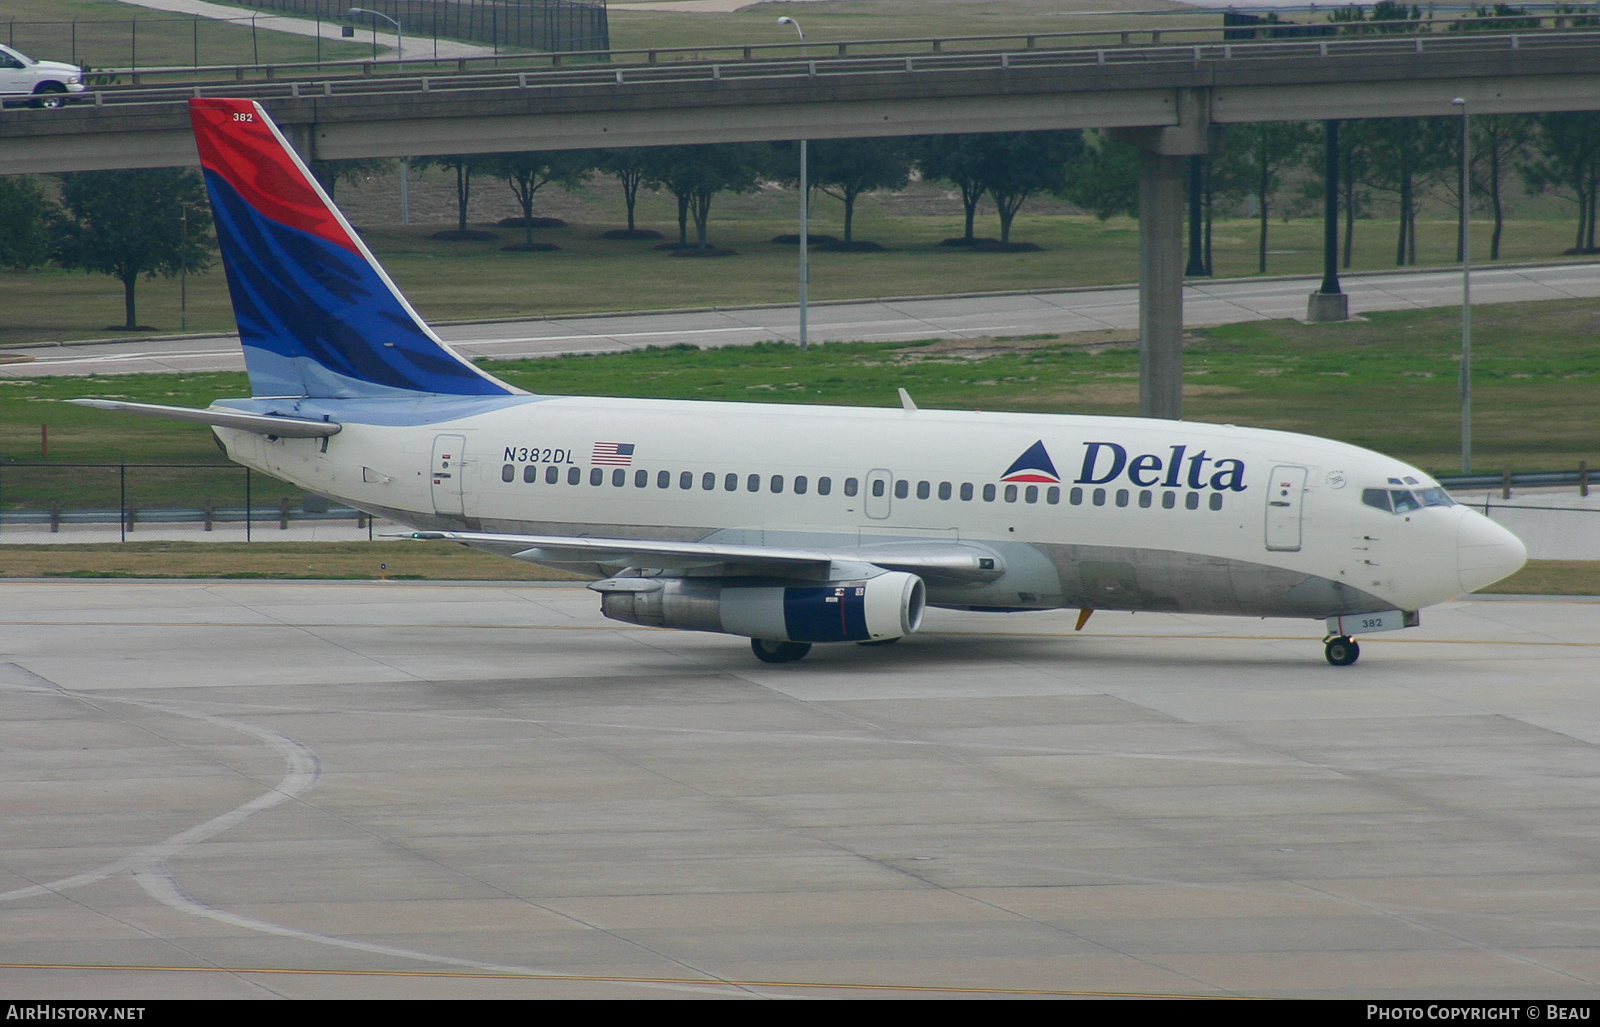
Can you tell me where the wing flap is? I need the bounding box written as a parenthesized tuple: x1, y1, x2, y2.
(404, 531, 1004, 581)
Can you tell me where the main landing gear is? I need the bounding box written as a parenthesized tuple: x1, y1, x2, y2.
(751, 638, 812, 664)
(1324, 635, 1360, 666)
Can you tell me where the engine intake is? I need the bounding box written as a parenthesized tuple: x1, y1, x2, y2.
(593, 572, 925, 644)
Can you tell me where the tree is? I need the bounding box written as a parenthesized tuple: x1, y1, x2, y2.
(50, 168, 214, 330)
(418, 155, 491, 236)
(310, 157, 391, 202)
(1213, 121, 1316, 272)
(0, 176, 52, 270)
(917, 135, 992, 244)
(596, 148, 657, 235)
(1358, 117, 1454, 265)
(1471, 114, 1535, 260)
(480, 151, 594, 247)
(1520, 112, 1600, 253)
(1059, 132, 1141, 220)
(980, 131, 1084, 244)
(803, 138, 914, 245)
(644, 144, 769, 251)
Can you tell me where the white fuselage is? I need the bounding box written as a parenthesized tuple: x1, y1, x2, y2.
(213, 394, 1526, 623)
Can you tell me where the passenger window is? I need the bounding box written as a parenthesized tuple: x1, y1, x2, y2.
(680, 471, 693, 490)
(938, 482, 952, 501)
(657, 470, 670, 488)
(844, 478, 858, 497)
(525, 465, 539, 484)
(1070, 487, 1083, 506)
(747, 474, 760, 492)
(590, 468, 603, 486)
(613, 468, 626, 487)
(1186, 492, 1200, 510)
(916, 481, 930, 500)
(983, 484, 996, 502)
(794, 475, 808, 495)
(1162, 491, 1176, 509)
(567, 466, 581, 485)
(1004, 484, 1018, 503)
(1362, 488, 1392, 512)
(818, 477, 832, 496)
(1025, 485, 1038, 504)
(1115, 489, 1129, 508)
(960, 483, 973, 501)
(1046, 486, 1060, 505)
(635, 469, 648, 488)
(502, 464, 515, 483)
(872, 479, 885, 498)
(1138, 490, 1151, 508)
(1093, 488, 1106, 506)
(894, 480, 908, 499)
(1209, 493, 1223, 511)
(545, 465, 558, 484)
(725, 473, 738, 491)
(702, 472, 715, 490)
(771, 475, 784, 493)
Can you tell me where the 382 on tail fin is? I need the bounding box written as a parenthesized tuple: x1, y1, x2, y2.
(189, 98, 513, 399)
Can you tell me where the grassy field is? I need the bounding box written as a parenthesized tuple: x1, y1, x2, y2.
(2, 298, 1595, 479)
(606, 0, 1209, 55)
(3, 0, 371, 70)
(3, 208, 1595, 346)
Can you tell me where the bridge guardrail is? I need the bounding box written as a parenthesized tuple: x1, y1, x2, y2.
(8, 27, 1600, 114)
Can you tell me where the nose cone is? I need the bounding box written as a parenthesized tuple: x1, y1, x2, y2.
(1458, 511, 1527, 593)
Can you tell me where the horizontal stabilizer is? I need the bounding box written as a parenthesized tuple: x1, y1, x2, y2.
(68, 399, 341, 438)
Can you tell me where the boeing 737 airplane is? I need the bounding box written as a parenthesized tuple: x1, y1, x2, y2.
(76, 98, 1527, 665)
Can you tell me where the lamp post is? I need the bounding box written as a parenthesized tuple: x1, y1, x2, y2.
(348, 7, 402, 65)
(1453, 96, 1471, 474)
(778, 16, 808, 349)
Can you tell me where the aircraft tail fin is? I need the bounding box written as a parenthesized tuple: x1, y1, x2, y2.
(188, 98, 513, 399)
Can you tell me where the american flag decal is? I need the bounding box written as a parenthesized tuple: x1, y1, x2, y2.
(591, 442, 635, 466)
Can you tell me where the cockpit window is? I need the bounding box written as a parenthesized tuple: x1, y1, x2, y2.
(1390, 490, 1423, 513)
(1416, 487, 1455, 507)
(1362, 488, 1391, 512)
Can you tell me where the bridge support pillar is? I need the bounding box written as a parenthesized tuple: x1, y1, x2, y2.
(1112, 89, 1221, 421)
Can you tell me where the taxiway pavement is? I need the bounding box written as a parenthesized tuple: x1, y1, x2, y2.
(2, 581, 1597, 998)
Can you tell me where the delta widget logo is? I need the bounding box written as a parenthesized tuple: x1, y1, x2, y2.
(1000, 440, 1061, 483)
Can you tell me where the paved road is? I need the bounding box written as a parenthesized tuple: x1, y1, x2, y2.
(114, 0, 498, 61)
(3, 580, 1597, 998)
(6, 262, 1597, 379)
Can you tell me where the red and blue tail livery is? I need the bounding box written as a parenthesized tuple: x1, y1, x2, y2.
(189, 98, 513, 399)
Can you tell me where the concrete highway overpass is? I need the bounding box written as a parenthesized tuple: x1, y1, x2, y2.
(5, 26, 1599, 419)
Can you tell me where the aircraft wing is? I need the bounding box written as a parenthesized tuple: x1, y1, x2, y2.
(404, 530, 1005, 582)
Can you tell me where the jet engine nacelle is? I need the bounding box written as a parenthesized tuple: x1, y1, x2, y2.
(593, 571, 926, 644)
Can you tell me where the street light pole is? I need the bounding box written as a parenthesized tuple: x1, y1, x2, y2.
(1453, 97, 1472, 474)
(348, 7, 402, 66)
(779, 16, 808, 350)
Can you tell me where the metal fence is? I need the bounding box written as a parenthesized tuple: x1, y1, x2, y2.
(0, 463, 373, 542)
(230, 0, 609, 54)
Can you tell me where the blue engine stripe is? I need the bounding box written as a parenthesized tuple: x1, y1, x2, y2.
(205, 170, 510, 398)
(783, 586, 870, 643)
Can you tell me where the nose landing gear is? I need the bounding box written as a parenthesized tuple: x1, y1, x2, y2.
(1324, 635, 1360, 666)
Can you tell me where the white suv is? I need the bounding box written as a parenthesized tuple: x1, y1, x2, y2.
(0, 44, 85, 107)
